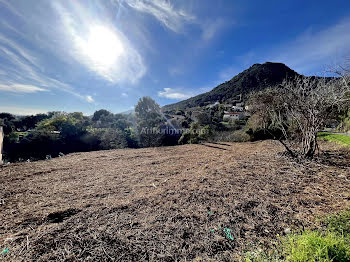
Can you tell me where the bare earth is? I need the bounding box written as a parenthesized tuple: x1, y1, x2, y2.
(0, 140, 350, 261)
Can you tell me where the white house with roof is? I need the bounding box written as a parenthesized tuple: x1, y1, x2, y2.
(232, 105, 244, 112)
(223, 112, 244, 121)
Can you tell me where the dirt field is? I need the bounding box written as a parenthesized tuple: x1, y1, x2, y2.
(1, 140, 350, 261)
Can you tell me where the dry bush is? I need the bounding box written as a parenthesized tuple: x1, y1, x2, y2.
(248, 72, 350, 158)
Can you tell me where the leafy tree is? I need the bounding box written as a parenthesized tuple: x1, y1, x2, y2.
(178, 122, 211, 144)
(196, 112, 211, 126)
(15, 114, 49, 131)
(36, 112, 89, 138)
(0, 113, 16, 135)
(135, 97, 164, 147)
(92, 109, 112, 122)
(92, 128, 128, 150)
(124, 127, 139, 148)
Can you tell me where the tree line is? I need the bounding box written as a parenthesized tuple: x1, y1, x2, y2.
(1, 62, 349, 161)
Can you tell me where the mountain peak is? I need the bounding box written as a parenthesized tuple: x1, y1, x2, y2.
(163, 62, 300, 111)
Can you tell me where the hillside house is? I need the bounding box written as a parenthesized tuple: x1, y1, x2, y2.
(232, 105, 244, 112)
(0, 126, 3, 164)
(223, 112, 244, 121)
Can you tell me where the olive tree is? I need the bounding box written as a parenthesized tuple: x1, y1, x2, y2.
(247, 71, 350, 158)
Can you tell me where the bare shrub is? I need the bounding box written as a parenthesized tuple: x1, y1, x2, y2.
(248, 71, 350, 158)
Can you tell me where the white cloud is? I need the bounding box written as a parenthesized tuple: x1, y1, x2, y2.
(0, 30, 95, 102)
(85, 95, 94, 103)
(0, 105, 48, 115)
(125, 0, 195, 33)
(121, 92, 128, 97)
(0, 0, 25, 20)
(0, 34, 40, 69)
(158, 87, 192, 100)
(0, 84, 47, 93)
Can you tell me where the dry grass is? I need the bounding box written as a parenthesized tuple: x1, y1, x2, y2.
(0, 140, 350, 261)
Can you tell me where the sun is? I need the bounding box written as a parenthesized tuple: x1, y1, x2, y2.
(83, 25, 124, 68)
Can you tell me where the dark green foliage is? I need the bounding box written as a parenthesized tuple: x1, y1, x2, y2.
(175, 110, 185, 115)
(0, 113, 16, 134)
(2, 110, 137, 162)
(92, 109, 112, 122)
(135, 97, 165, 147)
(90, 128, 128, 150)
(246, 127, 283, 141)
(124, 127, 139, 148)
(4, 130, 61, 161)
(15, 114, 50, 131)
(324, 208, 350, 236)
(178, 122, 212, 144)
(196, 112, 211, 125)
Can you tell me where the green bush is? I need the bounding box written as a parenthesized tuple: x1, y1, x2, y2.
(282, 231, 350, 262)
(245, 208, 350, 262)
(318, 132, 350, 147)
(324, 209, 350, 237)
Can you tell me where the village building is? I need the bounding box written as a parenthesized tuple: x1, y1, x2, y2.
(223, 112, 244, 121)
(232, 105, 244, 112)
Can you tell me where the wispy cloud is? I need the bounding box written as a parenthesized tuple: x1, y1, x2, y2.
(124, 0, 195, 33)
(261, 18, 350, 74)
(85, 95, 94, 103)
(121, 92, 128, 97)
(0, 0, 24, 20)
(201, 18, 227, 41)
(158, 87, 192, 100)
(0, 105, 48, 115)
(0, 40, 93, 102)
(0, 84, 48, 93)
(0, 16, 95, 103)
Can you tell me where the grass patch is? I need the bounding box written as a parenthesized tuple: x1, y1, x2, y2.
(282, 231, 350, 262)
(246, 208, 350, 262)
(318, 132, 350, 147)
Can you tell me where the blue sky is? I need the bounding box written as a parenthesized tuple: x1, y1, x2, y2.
(0, 0, 350, 115)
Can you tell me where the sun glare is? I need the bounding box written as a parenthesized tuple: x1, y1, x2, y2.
(83, 25, 124, 68)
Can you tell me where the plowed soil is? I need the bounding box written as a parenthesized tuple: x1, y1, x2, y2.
(1, 140, 350, 261)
